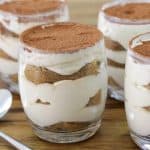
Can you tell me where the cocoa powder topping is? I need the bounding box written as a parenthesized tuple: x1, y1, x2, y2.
(104, 3, 150, 20)
(0, 0, 65, 15)
(21, 22, 102, 53)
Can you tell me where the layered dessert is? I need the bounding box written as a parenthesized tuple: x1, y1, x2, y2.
(125, 33, 150, 147)
(0, 0, 69, 93)
(98, 0, 150, 100)
(19, 22, 108, 143)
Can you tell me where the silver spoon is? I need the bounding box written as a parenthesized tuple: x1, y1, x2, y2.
(0, 89, 12, 118)
(0, 89, 32, 150)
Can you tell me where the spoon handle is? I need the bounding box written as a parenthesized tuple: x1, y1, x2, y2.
(0, 132, 31, 150)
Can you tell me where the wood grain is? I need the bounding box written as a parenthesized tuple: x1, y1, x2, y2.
(0, 0, 139, 149)
(0, 96, 139, 150)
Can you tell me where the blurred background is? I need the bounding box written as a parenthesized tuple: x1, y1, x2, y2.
(68, 0, 110, 25)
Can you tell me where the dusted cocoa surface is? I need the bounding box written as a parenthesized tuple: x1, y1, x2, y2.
(24, 60, 100, 84)
(0, 49, 16, 61)
(21, 22, 102, 53)
(132, 41, 150, 58)
(0, 0, 65, 15)
(104, 36, 125, 51)
(108, 59, 125, 68)
(104, 3, 150, 20)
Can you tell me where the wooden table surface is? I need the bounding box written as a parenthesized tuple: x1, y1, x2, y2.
(0, 0, 139, 149)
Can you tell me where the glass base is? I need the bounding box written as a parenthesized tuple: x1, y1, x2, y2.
(32, 121, 101, 143)
(108, 86, 124, 101)
(131, 131, 150, 150)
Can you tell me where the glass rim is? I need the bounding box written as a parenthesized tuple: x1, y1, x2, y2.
(101, 0, 150, 25)
(21, 38, 104, 55)
(0, 0, 66, 19)
(128, 32, 150, 64)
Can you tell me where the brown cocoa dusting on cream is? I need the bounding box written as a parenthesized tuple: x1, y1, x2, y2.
(104, 3, 150, 20)
(0, 0, 65, 15)
(21, 22, 102, 53)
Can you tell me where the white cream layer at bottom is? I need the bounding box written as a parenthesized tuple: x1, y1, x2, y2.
(0, 58, 18, 75)
(19, 70, 107, 127)
(125, 102, 150, 136)
(108, 66, 124, 88)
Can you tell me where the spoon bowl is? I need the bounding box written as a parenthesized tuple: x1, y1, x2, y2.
(0, 89, 12, 118)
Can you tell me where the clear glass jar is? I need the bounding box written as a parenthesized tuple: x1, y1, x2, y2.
(125, 32, 150, 149)
(19, 23, 108, 143)
(98, 0, 150, 101)
(0, 0, 69, 93)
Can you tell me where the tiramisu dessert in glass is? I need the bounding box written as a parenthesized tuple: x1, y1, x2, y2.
(19, 22, 108, 143)
(98, 0, 150, 100)
(0, 0, 69, 93)
(125, 32, 150, 149)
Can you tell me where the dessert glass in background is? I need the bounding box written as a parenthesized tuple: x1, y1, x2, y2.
(98, 0, 150, 101)
(0, 0, 69, 93)
(125, 32, 150, 149)
(19, 22, 108, 143)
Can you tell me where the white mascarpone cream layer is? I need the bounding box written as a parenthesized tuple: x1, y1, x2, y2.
(125, 102, 150, 136)
(25, 104, 105, 127)
(0, 6, 69, 35)
(106, 48, 126, 64)
(0, 58, 18, 75)
(21, 41, 104, 75)
(125, 79, 150, 107)
(108, 66, 124, 87)
(125, 55, 150, 107)
(19, 70, 107, 127)
(0, 35, 19, 59)
(98, 13, 150, 49)
(126, 56, 150, 85)
(20, 69, 107, 107)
